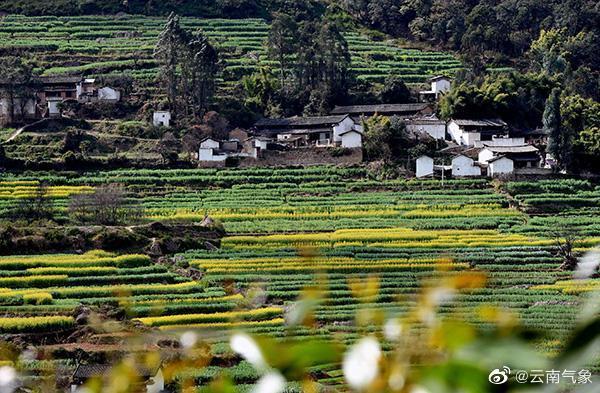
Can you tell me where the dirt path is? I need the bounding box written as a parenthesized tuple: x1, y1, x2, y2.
(5, 125, 26, 142)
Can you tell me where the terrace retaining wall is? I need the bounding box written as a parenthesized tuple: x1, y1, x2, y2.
(239, 147, 363, 167)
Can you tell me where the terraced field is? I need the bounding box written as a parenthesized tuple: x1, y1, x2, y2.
(0, 15, 463, 93)
(0, 168, 598, 389)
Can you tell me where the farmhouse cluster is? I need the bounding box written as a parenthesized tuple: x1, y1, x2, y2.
(0, 76, 120, 122)
(1, 73, 550, 177)
(190, 75, 549, 177)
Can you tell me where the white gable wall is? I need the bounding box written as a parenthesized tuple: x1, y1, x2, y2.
(98, 87, 121, 102)
(416, 156, 434, 178)
(488, 157, 514, 176)
(478, 148, 495, 164)
(333, 116, 358, 142)
(447, 121, 463, 144)
(432, 79, 451, 96)
(406, 123, 446, 139)
(452, 155, 481, 177)
(153, 111, 171, 127)
(340, 131, 362, 148)
(200, 139, 220, 149)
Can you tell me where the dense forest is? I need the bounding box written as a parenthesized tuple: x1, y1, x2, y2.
(0, 0, 272, 18)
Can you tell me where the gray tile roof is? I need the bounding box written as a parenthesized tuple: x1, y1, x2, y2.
(452, 119, 507, 127)
(330, 103, 431, 115)
(255, 115, 348, 128)
(482, 144, 539, 153)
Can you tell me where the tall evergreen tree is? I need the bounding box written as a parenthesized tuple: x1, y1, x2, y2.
(544, 88, 572, 171)
(154, 13, 219, 122)
(154, 13, 186, 113)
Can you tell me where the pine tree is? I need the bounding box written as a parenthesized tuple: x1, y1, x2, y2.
(544, 88, 572, 171)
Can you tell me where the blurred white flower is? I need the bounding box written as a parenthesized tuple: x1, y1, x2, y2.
(0, 366, 18, 393)
(180, 331, 198, 349)
(230, 333, 266, 371)
(575, 247, 600, 279)
(410, 386, 432, 393)
(251, 371, 286, 393)
(388, 369, 405, 390)
(383, 319, 403, 341)
(429, 287, 455, 305)
(343, 336, 381, 390)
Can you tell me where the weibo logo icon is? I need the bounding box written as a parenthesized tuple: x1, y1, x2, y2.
(488, 366, 511, 385)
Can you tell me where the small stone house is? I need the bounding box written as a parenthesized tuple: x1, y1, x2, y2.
(153, 111, 171, 127)
(478, 144, 540, 169)
(452, 154, 481, 177)
(487, 156, 514, 176)
(254, 115, 363, 148)
(419, 75, 452, 100)
(448, 119, 508, 146)
(416, 155, 434, 178)
(405, 117, 446, 140)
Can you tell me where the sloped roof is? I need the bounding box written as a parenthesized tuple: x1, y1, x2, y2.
(488, 155, 512, 163)
(429, 75, 451, 82)
(482, 144, 538, 153)
(452, 119, 507, 127)
(339, 128, 364, 136)
(38, 75, 82, 84)
(255, 115, 348, 128)
(406, 116, 446, 125)
(330, 103, 431, 115)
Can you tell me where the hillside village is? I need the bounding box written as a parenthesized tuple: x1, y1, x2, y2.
(0, 1, 599, 392)
(1, 73, 552, 178)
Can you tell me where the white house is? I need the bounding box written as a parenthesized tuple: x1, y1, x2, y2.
(452, 155, 481, 177)
(198, 137, 227, 162)
(405, 117, 446, 139)
(97, 87, 121, 102)
(255, 115, 362, 147)
(153, 111, 171, 127)
(448, 119, 508, 146)
(487, 156, 514, 177)
(478, 144, 540, 168)
(475, 135, 525, 148)
(420, 76, 452, 99)
(47, 97, 62, 117)
(339, 129, 363, 148)
(416, 155, 434, 178)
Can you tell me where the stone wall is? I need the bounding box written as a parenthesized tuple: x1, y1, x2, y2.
(239, 147, 362, 167)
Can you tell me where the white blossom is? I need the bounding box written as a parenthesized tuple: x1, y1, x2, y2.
(383, 319, 403, 341)
(251, 371, 286, 393)
(180, 331, 198, 349)
(343, 336, 381, 390)
(230, 333, 266, 371)
(0, 366, 18, 393)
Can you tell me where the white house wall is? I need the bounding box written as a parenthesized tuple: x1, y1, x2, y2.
(98, 87, 121, 102)
(462, 132, 481, 146)
(448, 121, 462, 144)
(432, 79, 451, 95)
(488, 158, 514, 176)
(416, 156, 434, 178)
(199, 148, 227, 162)
(478, 148, 495, 164)
(341, 132, 362, 148)
(406, 123, 445, 139)
(452, 156, 481, 177)
(333, 117, 356, 142)
(200, 139, 220, 149)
